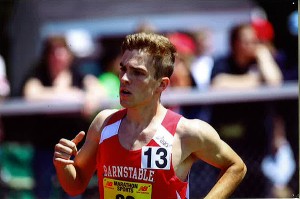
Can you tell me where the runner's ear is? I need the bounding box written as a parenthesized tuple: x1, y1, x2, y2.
(158, 77, 169, 92)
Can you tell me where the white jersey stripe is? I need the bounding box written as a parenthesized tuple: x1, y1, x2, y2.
(186, 175, 190, 199)
(100, 120, 121, 144)
(176, 191, 181, 199)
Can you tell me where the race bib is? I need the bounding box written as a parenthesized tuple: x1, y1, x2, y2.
(141, 146, 171, 170)
(103, 178, 152, 199)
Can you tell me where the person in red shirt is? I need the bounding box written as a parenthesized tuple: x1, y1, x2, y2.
(53, 32, 246, 199)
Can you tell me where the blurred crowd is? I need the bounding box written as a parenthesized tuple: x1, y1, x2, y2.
(0, 6, 298, 199)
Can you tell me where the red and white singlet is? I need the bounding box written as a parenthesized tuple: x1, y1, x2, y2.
(97, 109, 189, 199)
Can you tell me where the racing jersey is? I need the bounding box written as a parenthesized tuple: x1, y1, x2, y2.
(97, 109, 189, 199)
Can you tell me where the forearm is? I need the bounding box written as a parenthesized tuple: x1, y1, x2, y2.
(24, 78, 85, 101)
(53, 131, 97, 196)
(55, 164, 86, 196)
(25, 86, 59, 100)
(256, 46, 283, 86)
(211, 73, 261, 89)
(205, 162, 247, 199)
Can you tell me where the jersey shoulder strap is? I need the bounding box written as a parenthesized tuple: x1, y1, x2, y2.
(106, 108, 127, 126)
(161, 109, 182, 136)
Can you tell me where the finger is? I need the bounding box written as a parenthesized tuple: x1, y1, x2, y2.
(56, 139, 78, 157)
(53, 157, 74, 166)
(71, 131, 85, 146)
(57, 138, 78, 156)
(55, 143, 73, 155)
(71, 131, 86, 156)
(54, 151, 72, 160)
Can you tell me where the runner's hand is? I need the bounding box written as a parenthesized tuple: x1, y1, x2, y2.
(53, 131, 85, 167)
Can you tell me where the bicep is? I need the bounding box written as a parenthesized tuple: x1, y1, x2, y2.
(196, 139, 240, 170)
(190, 121, 241, 170)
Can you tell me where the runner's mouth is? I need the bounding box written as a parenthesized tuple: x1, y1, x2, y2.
(120, 89, 131, 95)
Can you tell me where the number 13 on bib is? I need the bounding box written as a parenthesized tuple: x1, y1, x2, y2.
(141, 146, 171, 170)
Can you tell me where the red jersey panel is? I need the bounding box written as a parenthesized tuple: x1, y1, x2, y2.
(97, 109, 189, 199)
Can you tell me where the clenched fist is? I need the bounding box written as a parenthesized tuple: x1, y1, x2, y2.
(53, 131, 85, 168)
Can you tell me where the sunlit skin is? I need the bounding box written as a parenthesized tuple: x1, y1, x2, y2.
(119, 49, 163, 109)
(53, 38, 246, 199)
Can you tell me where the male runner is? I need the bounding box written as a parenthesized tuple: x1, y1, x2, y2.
(53, 32, 246, 199)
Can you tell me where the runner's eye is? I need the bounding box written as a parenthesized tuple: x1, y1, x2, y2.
(120, 66, 126, 72)
(132, 69, 146, 76)
(133, 71, 143, 76)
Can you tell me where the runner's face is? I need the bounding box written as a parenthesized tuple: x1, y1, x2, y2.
(119, 50, 160, 108)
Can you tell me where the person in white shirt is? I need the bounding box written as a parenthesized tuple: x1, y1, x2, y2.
(0, 55, 10, 98)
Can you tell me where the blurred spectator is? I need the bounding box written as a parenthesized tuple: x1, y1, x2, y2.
(168, 31, 215, 123)
(21, 35, 101, 199)
(22, 35, 103, 117)
(167, 31, 213, 120)
(211, 23, 283, 89)
(0, 55, 10, 98)
(168, 30, 218, 198)
(23, 36, 86, 101)
(167, 32, 196, 88)
(79, 36, 124, 112)
(251, 14, 297, 197)
(251, 11, 298, 81)
(261, 114, 296, 198)
(0, 55, 35, 199)
(97, 40, 122, 100)
(164, 31, 196, 115)
(190, 28, 214, 91)
(210, 22, 295, 197)
(0, 54, 10, 141)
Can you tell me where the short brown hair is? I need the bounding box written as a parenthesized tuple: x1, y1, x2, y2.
(121, 32, 176, 79)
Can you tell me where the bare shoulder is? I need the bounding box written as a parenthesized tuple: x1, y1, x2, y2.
(177, 117, 219, 139)
(87, 109, 119, 141)
(176, 117, 221, 152)
(90, 109, 118, 129)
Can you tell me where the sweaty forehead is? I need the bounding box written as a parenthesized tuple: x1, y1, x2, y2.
(122, 49, 149, 66)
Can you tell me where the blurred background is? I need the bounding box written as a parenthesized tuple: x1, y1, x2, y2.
(0, 0, 297, 96)
(0, 0, 298, 198)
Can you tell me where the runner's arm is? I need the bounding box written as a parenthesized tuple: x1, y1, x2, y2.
(54, 109, 117, 195)
(186, 119, 247, 199)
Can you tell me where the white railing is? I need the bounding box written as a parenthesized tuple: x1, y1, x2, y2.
(0, 81, 298, 116)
